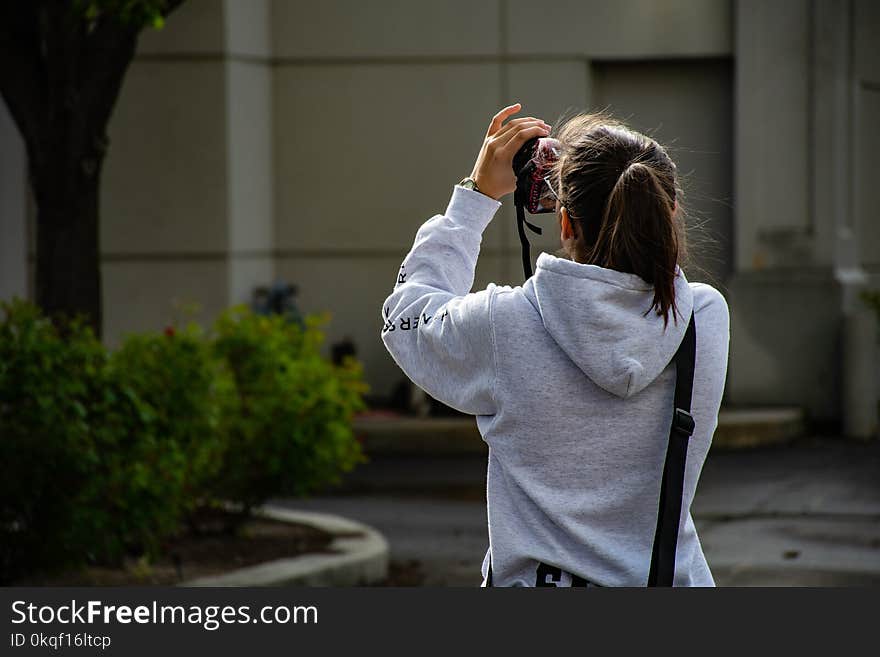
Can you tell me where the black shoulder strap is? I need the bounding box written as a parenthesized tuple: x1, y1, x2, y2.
(647, 311, 697, 586)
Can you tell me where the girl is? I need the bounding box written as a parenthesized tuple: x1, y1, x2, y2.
(380, 104, 729, 587)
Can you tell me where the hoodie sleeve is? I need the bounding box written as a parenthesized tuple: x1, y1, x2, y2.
(380, 186, 501, 416)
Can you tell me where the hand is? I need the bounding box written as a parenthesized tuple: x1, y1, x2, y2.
(469, 103, 551, 200)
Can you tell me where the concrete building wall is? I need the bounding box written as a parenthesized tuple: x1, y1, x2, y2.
(272, 61, 505, 389)
(224, 0, 275, 306)
(0, 100, 27, 302)
(270, 0, 735, 399)
(853, 0, 880, 272)
(100, 0, 274, 341)
(726, 0, 879, 422)
(4, 0, 876, 424)
(591, 59, 734, 286)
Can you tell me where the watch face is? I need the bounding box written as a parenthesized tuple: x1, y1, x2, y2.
(459, 178, 477, 190)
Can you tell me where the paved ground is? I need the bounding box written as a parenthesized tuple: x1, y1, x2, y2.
(276, 435, 880, 586)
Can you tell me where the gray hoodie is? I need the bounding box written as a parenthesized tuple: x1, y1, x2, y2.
(381, 186, 729, 587)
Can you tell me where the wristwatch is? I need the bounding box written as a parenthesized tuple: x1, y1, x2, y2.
(457, 177, 481, 193)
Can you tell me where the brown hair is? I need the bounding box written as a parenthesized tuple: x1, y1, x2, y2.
(551, 113, 687, 327)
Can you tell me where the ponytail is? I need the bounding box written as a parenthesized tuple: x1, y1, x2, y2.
(553, 115, 686, 328)
(589, 162, 681, 327)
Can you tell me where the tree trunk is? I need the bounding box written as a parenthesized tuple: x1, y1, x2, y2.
(0, 1, 186, 337)
(33, 153, 104, 334)
(19, 5, 142, 339)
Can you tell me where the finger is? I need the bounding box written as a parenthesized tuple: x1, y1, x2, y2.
(491, 117, 546, 142)
(498, 125, 552, 156)
(486, 103, 522, 137)
(495, 121, 549, 148)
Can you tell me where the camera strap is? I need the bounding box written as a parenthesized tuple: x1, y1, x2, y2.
(486, 310, 697, 587)
(515, 202, 543, 279)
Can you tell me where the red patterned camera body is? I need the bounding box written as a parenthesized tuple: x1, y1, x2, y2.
(513, 137, 561, 214)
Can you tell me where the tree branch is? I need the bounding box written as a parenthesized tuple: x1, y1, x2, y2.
(79, 14, 139, 143)
(76, 0, 188, 166)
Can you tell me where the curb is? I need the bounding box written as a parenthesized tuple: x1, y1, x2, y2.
(355, 416, 486, 456)
(352, 406, 807, 455)
(182, 507, 389, 587)
(713, 407, 806, 449)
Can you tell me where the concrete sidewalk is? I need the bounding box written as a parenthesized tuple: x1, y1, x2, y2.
(691, 436, 880, 585)
(279, 436, 880, 586)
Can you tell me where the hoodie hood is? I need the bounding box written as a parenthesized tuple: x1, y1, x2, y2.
(525, 252, 694, 399)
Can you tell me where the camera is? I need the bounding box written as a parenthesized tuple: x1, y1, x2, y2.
(513, 136, 561, 214)
(512, 137, 561, 278)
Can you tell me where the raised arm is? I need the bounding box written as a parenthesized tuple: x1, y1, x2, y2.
(380, 104, 551, 415)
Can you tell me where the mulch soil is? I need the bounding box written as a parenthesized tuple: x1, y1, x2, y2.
(13, 508, 338, 586)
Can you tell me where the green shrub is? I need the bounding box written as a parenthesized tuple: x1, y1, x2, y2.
(0, 299, 106, 580)
(211, 307, 367, 516)
(0, 300, 367, 579)
(97, 323, 234, 552)
(0, 301, 227, 579)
